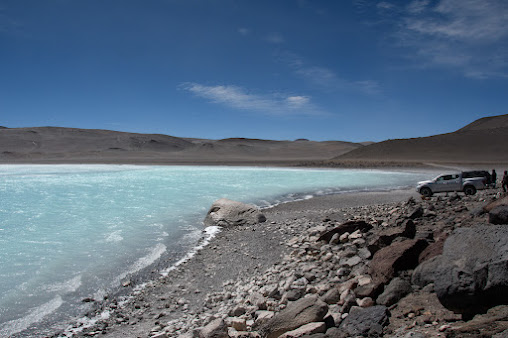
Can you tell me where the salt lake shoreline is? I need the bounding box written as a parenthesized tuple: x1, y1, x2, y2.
(48, 187, 427, 338)
(13, 164, 504, 337)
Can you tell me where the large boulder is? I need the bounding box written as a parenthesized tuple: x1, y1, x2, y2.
(418, 235, 447, 263)
(433, 224, 508, 317)
(412, 255, 441, 287)
(369, 239, 428, 286)
(376, 277, 412, 306)
(483, 195, 508, 213)
(259, 295, 328, 338)
(317, 220, 373, 243)
(204, 198, 266, 227)
(339, 305, 389, 337)
(197, 318, 228, 338)
(489, 206, 508, 225)
(368, 219, 416, 254)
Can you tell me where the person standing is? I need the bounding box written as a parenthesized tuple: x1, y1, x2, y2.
(503, 171, 508, 193)
(491, 169, 497, 188)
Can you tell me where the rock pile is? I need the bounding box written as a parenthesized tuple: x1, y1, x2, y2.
(173, 191, 507, 338)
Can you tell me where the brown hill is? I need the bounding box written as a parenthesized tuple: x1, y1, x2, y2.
(0, 127, 361, 165)
(457, 114, 508, 132)
(332, 114, 508, 165)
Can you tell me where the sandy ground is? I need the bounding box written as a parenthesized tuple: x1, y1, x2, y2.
(56, 189, 420, 338)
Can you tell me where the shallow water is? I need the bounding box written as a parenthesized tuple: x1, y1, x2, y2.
(0, 165, 429, 336)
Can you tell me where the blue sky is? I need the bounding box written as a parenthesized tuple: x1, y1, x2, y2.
(1, 0, 507, 142)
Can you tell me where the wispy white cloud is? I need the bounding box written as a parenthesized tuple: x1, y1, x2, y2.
(383, 0, 508, 78)
(281, 52, 382, 95)
(406, 0, 430, 14)
(180, 83, 325, 116)
(377, 2, 396, 11)
(286, 95, 310, 109)
(265, 32, 285, 44)
(405, 0, 508, 41)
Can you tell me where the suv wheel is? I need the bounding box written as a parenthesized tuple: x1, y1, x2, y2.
(420, 187, 432, 197)
(464, 185, 476, 195)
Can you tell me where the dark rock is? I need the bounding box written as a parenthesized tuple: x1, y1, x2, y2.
(407, 206, 424, 220)
(301, 334, 327, 338)
(323, 314, 335, 329)
(259, 295, 328, 338)
(370, 220, 416, 253)
(445, 305, 508, 337)
(354, 283, 380, 298)
(376, 277, 412, 306)
(401, 219, 417, 238)
(434, 225, 508, 317)
(322, 288, 340, 305)
(317, 220, 373, 243)
(449, 193, 461, 202)
(489, 206, 508, 224)
(412, 256, 441, 287)
(229, 306, 246, 317)
(369, 239, 429, 286)
(325, 327, 345, 338)
(470, 207, 486, 217)
(286, 289, 304, 301)
(302, 327, 345, 338)
(203, 198, 266, 227)
(483, 195, 508, 213)
(339, 305, 389, 337)
(418, 236, 446, 263)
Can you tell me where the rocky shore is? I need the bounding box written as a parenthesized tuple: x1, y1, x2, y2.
(58, 188, 508, 338)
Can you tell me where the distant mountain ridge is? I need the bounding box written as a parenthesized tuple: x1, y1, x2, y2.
(1, 114, 506, 165)
(0, 126, 361, 164)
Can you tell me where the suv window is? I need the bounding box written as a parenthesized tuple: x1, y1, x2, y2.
(441, 174, 458, 181)
(463, 171, 489, 179)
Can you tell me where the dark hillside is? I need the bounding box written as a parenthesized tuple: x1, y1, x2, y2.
(331, 114, 508, 164)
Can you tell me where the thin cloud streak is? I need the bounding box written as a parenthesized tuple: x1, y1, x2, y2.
(180, 83, 326, 116)
(281, 52, 382, 95)
(387, 0, 508, 78)
(405, 0, 508, 41)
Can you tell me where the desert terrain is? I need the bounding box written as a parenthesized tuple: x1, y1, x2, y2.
(2, 114, 507, 167)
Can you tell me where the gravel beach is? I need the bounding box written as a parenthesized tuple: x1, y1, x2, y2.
(57, 189, 419, 337)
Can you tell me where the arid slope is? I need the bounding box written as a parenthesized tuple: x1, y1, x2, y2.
(331, 114, 508, 164)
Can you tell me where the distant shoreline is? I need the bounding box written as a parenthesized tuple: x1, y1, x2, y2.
(1, 159, 506, 174)
(2, 157, 506, 167)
